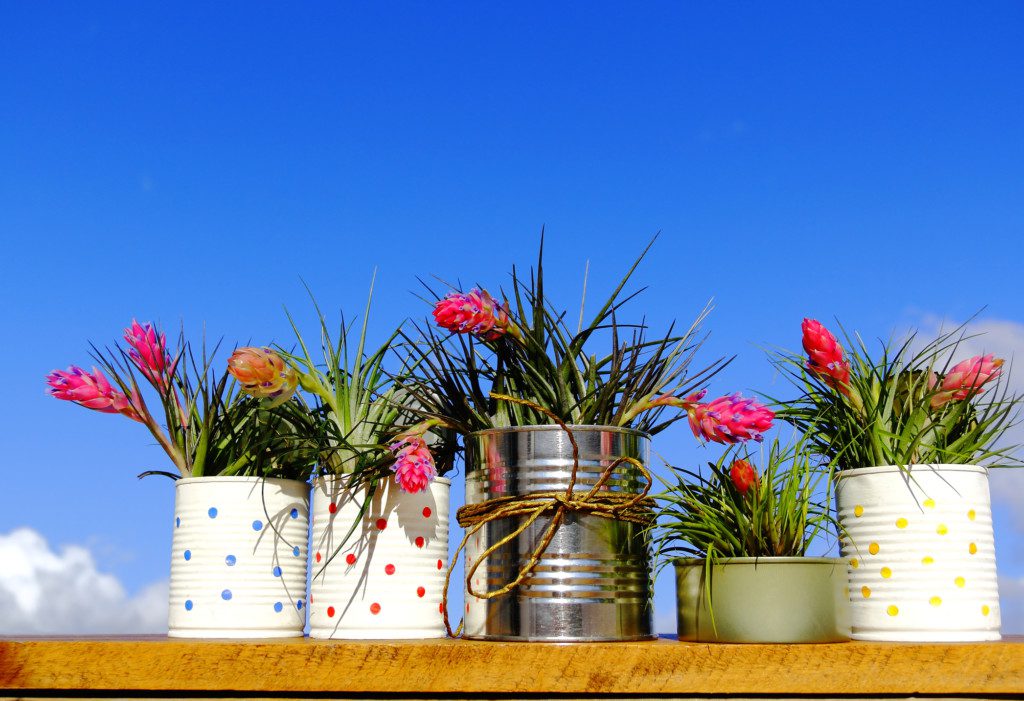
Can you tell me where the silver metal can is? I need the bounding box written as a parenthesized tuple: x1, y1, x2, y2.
(463, 424, 655, 641)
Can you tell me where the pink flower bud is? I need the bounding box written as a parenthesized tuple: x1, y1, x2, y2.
(389, 435, 437, 493)
(801, 318, 851, 395)
(688, 393, 774, 444)
(227, 347, 298, 402)
(931, 354, 1004, 409)
(46, 366, 144, 423)
(432, 288, 512, 341)
(729, 459, 758, 495)
(124, 320, 171, 390)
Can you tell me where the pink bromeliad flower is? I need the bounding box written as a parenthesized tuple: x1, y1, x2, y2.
(931, 354, 1004, 409)
(124, 320, 171, 390)
(389, 435, 437, 493)
(227, 347, 298, 403)
(688, 393, 774, 444)
(729, 458, 759, 496)
(433, 288, 515, 341)
(801, 318, 851, 395)
(46, 366, 144, 422)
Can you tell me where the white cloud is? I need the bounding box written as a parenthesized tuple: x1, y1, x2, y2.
(999, 575, 1024, 635)
(0, 528, 167, 634)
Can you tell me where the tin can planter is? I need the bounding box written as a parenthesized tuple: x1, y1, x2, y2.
(674, 557, 850, 643)
(835, 464, 1000, 641)
(308, 475, 450, 639)
(168, 477, 310, 638)
(463, 425, 654, 642)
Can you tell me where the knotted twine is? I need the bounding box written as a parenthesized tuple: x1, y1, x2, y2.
(441, 393, 656, 637)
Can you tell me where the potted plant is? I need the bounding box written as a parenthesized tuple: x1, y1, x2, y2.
(47, 321, 316, 638)
(653, 438, 849, 643)
(269, 285, 457, 639)
(773, 318, 1020, 641)
(397, 239, 773, 641)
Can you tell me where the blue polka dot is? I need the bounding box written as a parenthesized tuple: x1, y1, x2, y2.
(290, 508, 298, 519)
(292, 546, 300, 557)
(252, 520, 263, 531)
(272, 566, 282, 577)
(274, 601, 283, 613)
(175, 517, 180, 528)
(221, 589, 232, 601)
(208, 507, 218, 518)
(296, 600, 304, 610)
(225, 555, 236, 566)
(183, 550, 191, 561)
(184, 599, 193, 611)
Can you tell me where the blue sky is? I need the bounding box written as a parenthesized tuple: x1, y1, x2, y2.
(2, 2, 1023, 633)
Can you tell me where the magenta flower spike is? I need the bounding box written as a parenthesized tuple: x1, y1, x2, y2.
(688, 393, 775, 444)
(389, 435, 437, 493)
(931, 354, 1004, 409)
(46, 365, 144, 422)
(801, 318, 851, 395)
(124, 319, 171, 390)
(433, 288, 515, 341)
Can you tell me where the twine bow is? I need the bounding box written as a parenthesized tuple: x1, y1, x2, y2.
(441, 393, 656, 636)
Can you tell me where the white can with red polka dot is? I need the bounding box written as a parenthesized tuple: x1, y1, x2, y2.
(836, 464, 1000, 641)
(168, 476, 310, 638)
(308, 475, 450, 639)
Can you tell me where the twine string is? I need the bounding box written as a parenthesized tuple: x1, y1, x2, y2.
(441, 393, 655, 637)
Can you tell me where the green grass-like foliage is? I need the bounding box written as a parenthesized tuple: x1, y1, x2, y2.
(772, 324, 1021, 470)
(398, 235, 728, 434)
(651, 438, 836, 561)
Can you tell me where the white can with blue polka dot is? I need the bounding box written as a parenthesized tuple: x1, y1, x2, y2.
(168, 476, 310, 638)
(309, 475, 450, 638)
(836, 464, 1000, 641)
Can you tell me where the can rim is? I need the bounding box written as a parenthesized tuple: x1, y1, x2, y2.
(834, 463, 987, 480)
(468, 423, 651, 439)
(174, 476, 309, 487)
(672, 556, 847, 567)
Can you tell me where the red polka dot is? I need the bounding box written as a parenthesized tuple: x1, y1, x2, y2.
(345, 553, 356, 565)
(309, 594, 314, 603)
(385, 564, 396, 575)
(415, 536, 425, 548)
(327, 606, 335, 618)
(466, 603, 470, 613)
(328, 502, 337, 514)
(437, 559, 443, 570)
(376, 518, 387, 530)
(315, 552, 322, 563)
(370, 602, 381, 615)
(439, 603, 444, 614)
(422, 507, 432, 518)
(416, 586, 425, 598)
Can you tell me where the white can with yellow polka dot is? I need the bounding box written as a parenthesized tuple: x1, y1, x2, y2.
(168, 477, 310, 638)
(836, 464, 1000, 641)
(308, 475, 450, 639)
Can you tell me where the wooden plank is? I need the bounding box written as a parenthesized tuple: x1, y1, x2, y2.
(1, 636, 1023, 696)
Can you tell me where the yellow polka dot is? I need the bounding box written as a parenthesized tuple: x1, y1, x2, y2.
(922, 556, 934, 565)
(969, 543, 978, 555)
(930, 596, 942, 606)
(923, 498, 935, 509)
(982, 605, 991, 616)
(937, 523, 948, 535)
(850, 558, 859, 569)
(955, 576, 966, 588)
(887, 605, 899, 617)
(869, 542, 880, 555)
(896, 517, 908, 529)
(861, 586, 871, 598)
(854, 505, 864, 517)
(881, 567, 892, 578)
(843, 586, 850, 597)
(968, 509, 976, 521)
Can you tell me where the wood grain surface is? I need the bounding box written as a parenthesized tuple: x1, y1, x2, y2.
(1, 636, 1022, 696)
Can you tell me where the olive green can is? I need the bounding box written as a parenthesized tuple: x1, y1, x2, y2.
(674, 557, 851, 643)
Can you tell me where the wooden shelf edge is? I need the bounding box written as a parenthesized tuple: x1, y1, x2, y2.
(2, 636, 1023, 695)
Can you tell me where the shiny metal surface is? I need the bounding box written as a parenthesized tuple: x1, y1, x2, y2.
(463, 425, 654, 641)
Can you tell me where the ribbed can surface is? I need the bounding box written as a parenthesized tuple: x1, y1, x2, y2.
(309, 475, 450, 639)
(168, 477, 310, 638)
(836, 464, 1000, 641)
(463, 425, 654, 641)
